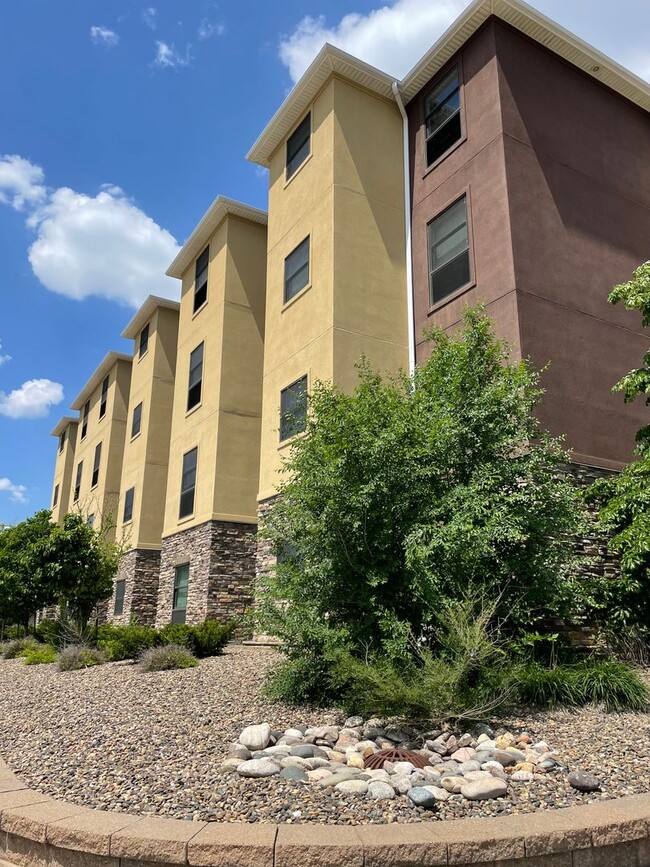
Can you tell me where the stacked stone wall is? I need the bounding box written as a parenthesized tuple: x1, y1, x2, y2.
(109, 549, 161, 626)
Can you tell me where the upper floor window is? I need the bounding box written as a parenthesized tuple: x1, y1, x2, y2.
(179, 447, 197, 519)
(81, 400, 90, 439)
(424, 66, 461, 167)
(428, 194, 470, 306)
(53, 484, 59, 508)
(132, 402, 143, 438)
(284, 237, 310, 304)
(286, 113, 311, 180)
(187, 342, 204, 412)
(139, 323, 149, 358)
(123, 486, 135, 523)
(58, 430, 66, 454)
(73, 461, 83, 503)
(91, 442, 102, 488)
(280, 375, 308, 442)
(99, 374, 109, 419)
(194, 246, 209, 313)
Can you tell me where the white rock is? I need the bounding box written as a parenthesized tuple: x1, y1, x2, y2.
(280, 757, 311, 769)
(392, 761, 416, 776)
(533, 741, 550, 753)
(460, 778, 508, 800)
(355, 740, 378, 753)
(262, 745, 291, 756)
(284, 728, 305, 739)
(335, 779, 369, 794)
(307, 768, 334, 781)
(511, 770, 534, 782)
(423, 785, 450, 801)
(367, 781, 396, 800)
(306, 758, 330, 769)
(237, 758, 280, 778)
(441, 775, 465, 794)
(366, 769, 392, 783)
(391, 775, 414, 794)
(239, 724, 272, 752)
(421, 766, 442, 782)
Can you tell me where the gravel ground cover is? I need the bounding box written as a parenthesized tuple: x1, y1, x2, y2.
(1, 646, 649, 825)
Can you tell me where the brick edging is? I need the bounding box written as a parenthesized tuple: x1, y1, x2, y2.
(1, 758, 649, 867)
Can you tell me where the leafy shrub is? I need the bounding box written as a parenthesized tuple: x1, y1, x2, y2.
(97, 623, 157, 661)
(517, 660, 649, 712)
(35, 618, 62, 646)
(2, 638, 41, 659)
(138, 644, 199, 672)
(23, 644, 58, 665)
(156, 623, 193, 648)
(58, 644, 107, 671)
(189, 619, 235, 658)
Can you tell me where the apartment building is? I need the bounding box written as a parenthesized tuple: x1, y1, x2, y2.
(49, 418, 78, 524)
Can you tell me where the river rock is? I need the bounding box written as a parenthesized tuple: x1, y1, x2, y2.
(280, 766, 308, 782)
(239, 724, 272, 752)
(451, 747, 476, 763)
(423, 785, 450, 802)
(367, 781, 396, 800)
(461, 778, 508, 800)
(568, 771, 601, 792)
(408, 787, 439, 809)
(336, 779, 369, 794)
(345, 716, 364, 728)
(237, 759, 280, 778)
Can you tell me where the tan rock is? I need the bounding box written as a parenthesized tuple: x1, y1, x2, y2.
(346, 753, 365, 769)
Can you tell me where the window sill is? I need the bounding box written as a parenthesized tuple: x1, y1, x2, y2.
(177, 513, 195, 526)
(192, 300, 208, 320)
(185, 401, 203, 418)
(137, 348, 149, 363)
(130, 431, 141, 442)
(90, 483, 99, 491)
(284, 151, 313, 189)
(282, 282, 312, 312)
(122, 519, 133, 527)
(278, 429, 307, 451)
(427, 278, 476, 316)
(422, 134, 466, 179)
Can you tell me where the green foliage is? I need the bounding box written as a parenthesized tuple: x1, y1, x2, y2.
(58, 644, 107, 671)
(97, 623, 157, 661)
(156, 623, 193, 648)
(517, 660, 648, 712)
(96, 619, 236, 661)
(23, 644, 58, 665)
(34, 618, 63, 646)
(0, 511, 59, 627)
(189, 619, 235, 658)
(257, 307, 593, 705)
(138, 644, 199, 672)
(2, 638, 41, 659)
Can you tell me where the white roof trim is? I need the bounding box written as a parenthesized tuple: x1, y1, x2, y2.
(71, 352, 132, 410)
(166, 196, 268, 279)
(121, 295, 180, 340)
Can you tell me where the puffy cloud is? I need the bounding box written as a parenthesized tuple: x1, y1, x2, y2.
(0, 379, 64, 420)
(90, 26, 120, 47)
(0, 155, 46, 211)
(0, 341, 10, 366)
(154, 40, 191, 68)
(198, 19, 226, 40)
(0, 478, 27, 504)
(0, 154, 181, 308)
(142, 7, 158, 30)
(279, 0, 466, 82)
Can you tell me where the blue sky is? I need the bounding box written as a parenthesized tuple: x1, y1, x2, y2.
(1, 0, 649, 524)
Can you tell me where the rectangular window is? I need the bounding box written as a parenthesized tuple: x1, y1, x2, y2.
(194, 246, 209, 313)
(58, 430, 66, 454)
(123, 486, 135, 523)
(139, 323, 149, 358)
(428, 195, 471, 306)
(91, 442, 102, 488)
(132, 402, 142, 438)
(286, 112, 311, 179)
(53, 484, 59, 508)
(114, 579, 126, 616)
(179, 447, 197, 519)
(187, 342, 204, 411)
(81, 400, 90, 439)
(99, 375, 109, 419)
(87, 514, 95, 527)
(172, 564, 189, 624)
(280, 375, 308, 442)
(424, 66, 462, 167)
(73, 461, 83, 503)
(284, 237, 310, 304)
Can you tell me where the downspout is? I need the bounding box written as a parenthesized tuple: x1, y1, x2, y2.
(392, 80, 416, 379)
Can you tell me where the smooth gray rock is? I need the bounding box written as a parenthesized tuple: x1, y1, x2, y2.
(367, 781, 396, 800)
(318, 769, 362, 787)
(567, 771, 601, 792)
(492, 750, 517, 767)
(279, 766, 308, 781)
(239, 723, 272, 752)
(461, 778, 508, 800)
(408, 787, 438, 809)
(237, 758, 280, 778)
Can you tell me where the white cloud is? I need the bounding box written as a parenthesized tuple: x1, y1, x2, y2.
(0, 155, 46, 211)
(90, 26, 120, 47)
(154, 40, 191, 68)
(0, 379, 64, 420)
(0, 341, 10, 367)
(143, 7, 157, 30)
(0, 154, 181, 308)
(198, 19, 226, 40)
(0, 478, 27, 504)
(279, 0, 465, 82)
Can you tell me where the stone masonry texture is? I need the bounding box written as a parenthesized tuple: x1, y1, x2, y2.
(110, 549, 161, 627)
(156, 520, 256, 628)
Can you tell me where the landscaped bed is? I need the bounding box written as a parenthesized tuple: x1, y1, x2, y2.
(1, 646, 649, 826)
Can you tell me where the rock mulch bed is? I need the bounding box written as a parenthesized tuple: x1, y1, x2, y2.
(0, 646, 649, 825)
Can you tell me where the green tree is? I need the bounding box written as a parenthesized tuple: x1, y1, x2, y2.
(256, 307, 592, 702)
(0, 511, 58, 629)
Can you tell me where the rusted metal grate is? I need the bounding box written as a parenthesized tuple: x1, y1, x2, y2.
(364, 748, 429, 770)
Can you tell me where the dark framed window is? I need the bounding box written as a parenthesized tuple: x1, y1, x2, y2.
(123, 487, 134, 523)
(284, 237, 310, 304)
(91, 442, 102, 488)
(87, 514, 95, 527)
(179, 447, 197, 519)
(280, 375, 308, 442)
(53, 484, 59, 508)
(73, 461, 83, 503)
(424, 66, 462, 167)
(58, 430, 66, 454)
(114, 579, 126, 616)
(81, 400, 90, 439)
(132, 402, 142, 438)
(428, 195, 471, 306)
(99, 374, 109, 419)
(286, 113, 311, 179)
(194, 246, 209, 313)
(172, 564, 189, 624)
(139, 323, 149, 358)
(187, 342, 204, 411)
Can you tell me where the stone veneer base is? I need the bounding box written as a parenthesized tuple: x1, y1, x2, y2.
(110, 549, 161, 627)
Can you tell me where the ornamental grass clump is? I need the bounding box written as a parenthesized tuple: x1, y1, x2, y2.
(138, 643, 199, 672)
(58, 644, 107, 671)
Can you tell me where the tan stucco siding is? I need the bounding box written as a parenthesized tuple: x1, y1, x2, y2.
(50, 423, 78, 524)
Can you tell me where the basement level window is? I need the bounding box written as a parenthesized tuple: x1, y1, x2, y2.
(424, 66, 462, 167)
(91, 442, 102, 488)
(114, 579, 126, 616)
(99, 374, 109, 419)
(187, 342, 204, 411)
(428, 194, 471, 306)
(179, 447, 197, 519)
(280, 375, 308, 442)
(172, 564, 189, 624)
(139, 323, 149, 358)
(286, 113, 311, 180)
(123, 487, 135, 524)
(284, 237, 310, 304)
(194, 246, 209, 313)
(132, 402, 142, 438)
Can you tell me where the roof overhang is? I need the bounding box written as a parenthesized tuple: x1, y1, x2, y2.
(246, 44, 397, 167)
(121, 295, 180, 340)
(166, 196, 268, 279)
(71, 352, 132, 410)
(50, 416, 78, 438)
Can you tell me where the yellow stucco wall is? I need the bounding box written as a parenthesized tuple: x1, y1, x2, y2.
(162, 215, 267, 537)
(50, 422, 78, 524)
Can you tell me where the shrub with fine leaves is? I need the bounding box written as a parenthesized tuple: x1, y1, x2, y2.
(138, 644, 199, 672)
(58, 644, 107, 671)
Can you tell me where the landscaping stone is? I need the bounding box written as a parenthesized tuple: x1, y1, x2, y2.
(335, 779, 368, 795)
(407, 787, 438, 809)
(279, 766, 308, 782)
(367, 781, 396, 800)
(239, 723, 272, 751)
(568, 771, 602, 792)
(237, 759, 280, 778)
(461, 777, 509, 800)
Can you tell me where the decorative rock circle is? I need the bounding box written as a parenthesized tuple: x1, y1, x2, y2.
(364, 748, 429, 770)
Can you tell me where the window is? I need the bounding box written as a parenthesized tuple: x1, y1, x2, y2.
(87, 514, 95, 527)
(58, 430, 66, 454)
(424, 66, 462, 167)
(428, 195, 471, 305)
(179, 447, 197, 519)
(187, 343, 204, 411)
(172, 564, 189, 624)
(194, 246, 209, 313)
(139, 323, 149, 358)
(114, 579, 126, 616)
(73, 461, 83, 503)
(284, 237, 310, 303)
(81, 401, 90, 439)
(99, 375, 109, 419)
(53, 484, 59, 508)
(123, 487, 134, 523)
(286, 113, 311, 179)
(280, 375, 308, 442)
(132, 402, 142, 438)
(91, 442, 102, 488)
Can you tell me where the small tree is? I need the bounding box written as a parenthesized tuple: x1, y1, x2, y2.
(0, 511, 58, 630)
